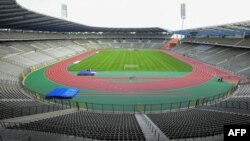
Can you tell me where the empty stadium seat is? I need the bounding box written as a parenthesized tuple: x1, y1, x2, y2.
(11, 111, 146, 141)
(147, 109, 250, 139)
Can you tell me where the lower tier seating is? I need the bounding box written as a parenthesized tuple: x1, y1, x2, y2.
(147, 109, 250, 139)
(0, 101, 64, 120)
(10, 111, 146, 141)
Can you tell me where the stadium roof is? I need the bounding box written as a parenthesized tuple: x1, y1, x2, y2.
(175, 21, 250, 37)
(0, 0, 168, 33)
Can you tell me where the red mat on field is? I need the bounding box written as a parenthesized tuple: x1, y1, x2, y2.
(45, 50, 240, 92)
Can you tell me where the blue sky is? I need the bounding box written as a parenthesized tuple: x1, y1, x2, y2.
(17, 0, 250, 30)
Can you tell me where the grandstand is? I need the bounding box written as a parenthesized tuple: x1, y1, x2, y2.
(0, 0, 250, 141)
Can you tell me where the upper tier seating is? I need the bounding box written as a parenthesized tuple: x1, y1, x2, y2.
(0, 45, 20, 57)
(0, 31, 68, 40)
(172, 43, 250, 78)
(21, 51, 55, 64)
(3, 54, 38, 68)
(0, 61, 23, 76)
(10, 43, 35, 52)
(0, 72, 19, 82)
(182, 37, 245, 46)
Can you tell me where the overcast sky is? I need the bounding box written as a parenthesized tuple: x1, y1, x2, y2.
(17, 0, 250, 31)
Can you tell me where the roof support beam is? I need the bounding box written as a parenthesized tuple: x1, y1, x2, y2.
(0, 14, 39, 22)
(1, 16, 52, 26)
(0, 11, 30, 18)
(13, 20, 68, 28)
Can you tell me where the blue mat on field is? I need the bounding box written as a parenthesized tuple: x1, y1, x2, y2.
(46, 88, 79, 99)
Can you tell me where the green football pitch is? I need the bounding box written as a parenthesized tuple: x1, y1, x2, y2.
(68, 49, 192, 72)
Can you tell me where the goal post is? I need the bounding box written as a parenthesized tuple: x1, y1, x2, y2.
(124, 64, 139, 70)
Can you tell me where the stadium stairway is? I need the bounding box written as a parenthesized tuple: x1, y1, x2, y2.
(137, 114, 169, 141)
(135, 114, 168, 141)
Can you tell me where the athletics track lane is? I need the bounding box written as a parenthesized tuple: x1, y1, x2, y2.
(44, 50, 240, 92)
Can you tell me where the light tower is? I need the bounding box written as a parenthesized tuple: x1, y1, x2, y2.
(180, 3, 186, 29)
(61, 4, 67, 19)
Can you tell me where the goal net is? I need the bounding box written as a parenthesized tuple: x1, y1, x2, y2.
(124, 64, 139, 70)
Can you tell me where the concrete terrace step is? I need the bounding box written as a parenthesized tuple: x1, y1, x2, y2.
(140, 114, 169, 141)
(135, 114, 159, 141)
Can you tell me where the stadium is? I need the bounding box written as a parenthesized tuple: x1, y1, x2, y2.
(0, 0, 250, 141)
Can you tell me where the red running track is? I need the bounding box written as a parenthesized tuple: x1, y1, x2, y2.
(45, 50, 240, 92)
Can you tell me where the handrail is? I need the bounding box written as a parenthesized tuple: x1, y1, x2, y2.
(22, 84, 238, 114)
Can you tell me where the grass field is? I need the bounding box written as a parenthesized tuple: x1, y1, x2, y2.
(68, 49, 192, 71)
